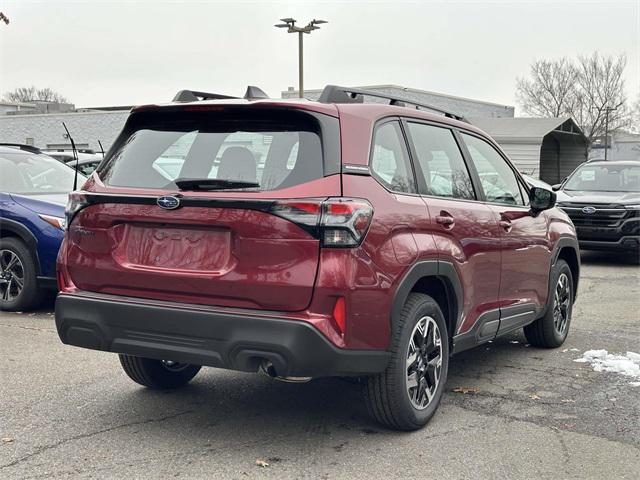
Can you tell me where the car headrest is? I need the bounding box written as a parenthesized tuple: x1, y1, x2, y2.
(217, 146, 257, 184)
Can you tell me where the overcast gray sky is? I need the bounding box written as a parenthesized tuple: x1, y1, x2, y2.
(1, 0, 638, 113)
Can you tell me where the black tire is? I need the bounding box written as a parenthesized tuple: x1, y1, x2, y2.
(0, 237, 41, 311)
(524, 259, 574, 348)
(119, 354, 201, 389)
(364, 293, 449, 431)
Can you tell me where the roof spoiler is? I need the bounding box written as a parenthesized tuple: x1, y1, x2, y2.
(318, 85, 467, 122)
(172, 86, 270, 102)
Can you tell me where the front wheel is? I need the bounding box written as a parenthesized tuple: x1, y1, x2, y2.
(524, 259, 574, 348)
(364, 293, 449, 431)
(119, 354, 201, 389)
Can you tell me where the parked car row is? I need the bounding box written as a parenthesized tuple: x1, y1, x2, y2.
(43, 148, 103, 176)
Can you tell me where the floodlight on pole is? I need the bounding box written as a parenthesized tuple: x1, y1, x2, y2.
(275, 18, 328, 98)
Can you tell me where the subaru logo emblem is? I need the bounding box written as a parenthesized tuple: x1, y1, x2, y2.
(582, 206, 597, 214)
(157, 195, 181, 210)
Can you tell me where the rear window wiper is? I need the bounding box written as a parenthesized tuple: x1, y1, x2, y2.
(173, 178, 260, 191)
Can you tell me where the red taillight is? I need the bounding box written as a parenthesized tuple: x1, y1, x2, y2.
(325, 203, 352, 215)
(65, 192, 90, 230)
(332, 297, 346, 335)
(321, 198, 373, 247)
(269, 198, 373, 247)
(269, 200, 322, 232)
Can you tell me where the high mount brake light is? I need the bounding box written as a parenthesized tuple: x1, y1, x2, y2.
(269, 198, 373, 247)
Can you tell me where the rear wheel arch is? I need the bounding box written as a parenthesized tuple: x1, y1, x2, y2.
(391, 260, 463, 347)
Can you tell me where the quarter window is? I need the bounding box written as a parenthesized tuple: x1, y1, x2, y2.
(462, 133, 525, 206)
(407, 122, 475, 200)
(370, 121, 416, 194)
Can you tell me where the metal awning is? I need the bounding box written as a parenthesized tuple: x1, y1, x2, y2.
(469, 117, 585, 144)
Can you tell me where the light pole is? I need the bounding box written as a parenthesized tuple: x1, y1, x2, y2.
(275, 18, 327, 98)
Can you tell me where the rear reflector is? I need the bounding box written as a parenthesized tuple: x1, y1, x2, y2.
(332, 297, 346, 335)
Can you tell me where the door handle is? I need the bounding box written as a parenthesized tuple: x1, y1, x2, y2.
(435, 213, 455, 228)
(499, 219, 512, 231)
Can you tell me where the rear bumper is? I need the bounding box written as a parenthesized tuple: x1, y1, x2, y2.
(55, 293, 390, 377)
(578, 236, 640, 252)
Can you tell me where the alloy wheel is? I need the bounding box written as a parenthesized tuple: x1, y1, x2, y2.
(553, 273, 571, 335)
(0, 250, 25, 302)
(406, 316, 442, 410)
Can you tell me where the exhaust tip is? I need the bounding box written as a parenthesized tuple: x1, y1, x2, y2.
(259, 360, 312, 383)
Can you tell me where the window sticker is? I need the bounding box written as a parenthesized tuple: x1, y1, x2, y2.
(580, 170, 595, 181)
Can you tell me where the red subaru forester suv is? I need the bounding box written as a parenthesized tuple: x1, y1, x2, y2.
(55, 85, 579, 430)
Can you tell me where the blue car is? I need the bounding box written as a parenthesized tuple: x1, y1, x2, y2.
(0, 145, 84, 311)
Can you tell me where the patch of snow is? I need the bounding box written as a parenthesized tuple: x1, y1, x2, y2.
(629, 382, 640, 387)
(574, 350, 640, 379)
(509, 340, 519, 344)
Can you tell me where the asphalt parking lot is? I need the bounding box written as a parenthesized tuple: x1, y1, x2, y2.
(1, 251, 639, 480)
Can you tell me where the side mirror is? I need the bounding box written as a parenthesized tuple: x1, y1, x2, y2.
(530, 187, 556, 212)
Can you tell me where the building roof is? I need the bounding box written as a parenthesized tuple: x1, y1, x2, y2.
(469, 117, 585, 143)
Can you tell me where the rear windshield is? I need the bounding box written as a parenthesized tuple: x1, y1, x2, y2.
(99, 108, 338, 191)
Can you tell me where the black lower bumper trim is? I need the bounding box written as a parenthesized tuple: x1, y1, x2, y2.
(578, 236, 640, 251)
(55, 294, 390, 377)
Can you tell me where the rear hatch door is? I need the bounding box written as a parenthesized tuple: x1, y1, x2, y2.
(66, 105, 341, 311)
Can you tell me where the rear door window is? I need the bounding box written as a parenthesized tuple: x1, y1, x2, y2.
(370, 121, 416, 194)
(100, 109, 335, 191)
(406, 122, 476, 200)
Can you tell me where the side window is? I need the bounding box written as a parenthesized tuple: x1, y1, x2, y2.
(407, 122, 475, 200)
(370, 121, 416, 194)
(461, 133, 525, 206)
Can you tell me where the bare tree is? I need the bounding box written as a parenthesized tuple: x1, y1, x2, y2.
(516, 53, 631, 147)
(572, 53, 629, 143)
(516, 58, 578, 118)
(3, 86, 69, 103)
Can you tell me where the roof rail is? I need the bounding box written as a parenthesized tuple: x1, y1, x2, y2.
(0, 143, 42, 154)
(318, 85, 467, 122)
(172, 86, 270, 103)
